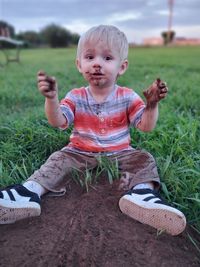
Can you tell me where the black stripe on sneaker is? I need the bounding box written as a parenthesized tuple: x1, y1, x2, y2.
(14, 185, 41, 204)
(154, 200, 165, 204)
(6, 189, 15, 201)
(0, 185, 41, 205)
(143, 195, 158, 202)
(143, 196, 166, 205)
(124, 188, 170, 206)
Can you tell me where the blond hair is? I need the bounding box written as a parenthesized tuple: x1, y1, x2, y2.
(76, 25, 129, 62)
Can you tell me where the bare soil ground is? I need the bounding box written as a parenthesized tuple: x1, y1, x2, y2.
(0, 178, 200, 267)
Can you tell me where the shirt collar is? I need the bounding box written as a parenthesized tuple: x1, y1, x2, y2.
(85, 85, 118, 105)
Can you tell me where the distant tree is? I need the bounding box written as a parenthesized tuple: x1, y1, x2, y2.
(40, 24, 72, 48)
(161, 30, 175, 45)
(0, 20, 15, 37)
(16, 31, 41, 47)
(71, 33, 80, 45)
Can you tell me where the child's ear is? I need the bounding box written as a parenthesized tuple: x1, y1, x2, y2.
(118, 60, 128, 76)
(76, 59, 82, 73)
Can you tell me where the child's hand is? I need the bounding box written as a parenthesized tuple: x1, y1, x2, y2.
(37, 70, 58, 99)
(143, 78, 168, 107)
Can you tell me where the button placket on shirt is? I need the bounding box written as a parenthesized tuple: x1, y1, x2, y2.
(98, 113, 107, 134)
(94, 104, 106, 134)
(91, 102, 108, 135)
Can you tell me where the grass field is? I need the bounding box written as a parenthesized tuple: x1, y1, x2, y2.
(0, 46, 200, 239)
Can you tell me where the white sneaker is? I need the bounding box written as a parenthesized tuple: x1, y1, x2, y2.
(119, 188, 186, 236)
(0, 184, 41, 224)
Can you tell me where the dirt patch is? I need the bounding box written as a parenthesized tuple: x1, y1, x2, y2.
(0, 178, 200, 267)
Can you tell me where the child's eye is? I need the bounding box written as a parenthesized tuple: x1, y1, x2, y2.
(105, 56, 112, 61)
(85, 55, 93, 60)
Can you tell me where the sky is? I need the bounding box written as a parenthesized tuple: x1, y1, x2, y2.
(0, 0, 200, 44)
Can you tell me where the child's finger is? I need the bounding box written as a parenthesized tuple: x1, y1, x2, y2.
(160, 81, 167, 86)
(41, 87, 50, 93)
(39, 76, 56, 88)
(41, 89, 57, 99)
(38, 75, 56, 89)
(37, 71, 55, 83)
(159, 86, 168, 98)
(38, 80, 50, 89)
(159, 83, 167, 89)
(156, 78, 167, 89)
(160, 86, 168, 93)
(45, 76, 55, 84)
(37, 70, 46, 77)
(38, 81, 50, 87)
(159, 92, 167, 99)
(37, 75, 47, 83)
(37, 75, 51, 82)
(39, 82, 56, 93)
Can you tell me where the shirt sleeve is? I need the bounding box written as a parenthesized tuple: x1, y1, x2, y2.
(128, 91, 146, 128)
(59, 91, 75, 129)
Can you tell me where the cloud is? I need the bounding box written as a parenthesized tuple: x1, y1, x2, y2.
(1, 0, 200, 43)
(106, 12, 142, 24)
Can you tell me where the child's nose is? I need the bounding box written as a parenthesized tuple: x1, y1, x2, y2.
(93, 57, 102, 68)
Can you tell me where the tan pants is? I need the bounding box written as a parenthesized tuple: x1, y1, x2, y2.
(27, 149, 160, 194)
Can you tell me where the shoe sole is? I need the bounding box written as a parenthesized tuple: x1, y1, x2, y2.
(0, 200, 41, 224)
(119, 195, 186, 236)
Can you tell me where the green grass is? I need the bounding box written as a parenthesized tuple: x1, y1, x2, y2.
(71, 155, 120, 192)
(0, 46, 200, 239)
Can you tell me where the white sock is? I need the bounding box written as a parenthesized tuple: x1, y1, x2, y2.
(23, 181, 47, 197)
(133, 182, 154, 190)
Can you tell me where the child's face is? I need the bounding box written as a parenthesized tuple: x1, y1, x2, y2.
(76, 41, 128, 89)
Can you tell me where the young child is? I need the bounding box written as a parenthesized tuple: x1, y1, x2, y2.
(0, 25, 186, 235)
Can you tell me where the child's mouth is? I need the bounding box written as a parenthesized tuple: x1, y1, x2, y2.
(85, 71, 104, 80)
(91, 72, 104, 78)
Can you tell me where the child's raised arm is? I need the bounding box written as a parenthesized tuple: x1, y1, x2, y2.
(37, 70, 66, 128)
(137, 78, 168, 132)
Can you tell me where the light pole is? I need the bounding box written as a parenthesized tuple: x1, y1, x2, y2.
(167, 0, 174, 44)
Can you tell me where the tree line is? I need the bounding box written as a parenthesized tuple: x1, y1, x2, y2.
(0, 20, 176, 47)
(0, 20, 80, 48)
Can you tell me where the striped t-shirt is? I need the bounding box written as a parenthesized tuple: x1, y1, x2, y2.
(60, 85, 145, 153)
